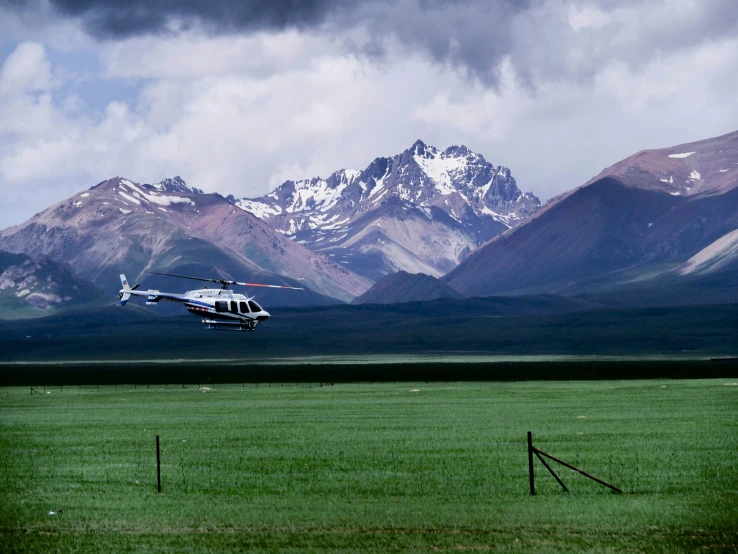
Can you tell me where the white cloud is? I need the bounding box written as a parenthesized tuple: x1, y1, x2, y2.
(0, 42, 53, 96)
(0, 2, 737, 230)
(412, 60, 529, 141)
(0, 3, 90, 52)
(101, 30, 336, 80)
(412, 35, 738, 199)
(593, 37, 738, 110)
(567, 4, 613, 31)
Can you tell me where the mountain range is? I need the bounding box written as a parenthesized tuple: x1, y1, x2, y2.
(0, 131, 736, 320)
(444, 130, 738, 298)
(237, 140, 540, 280)
(0, 177, 370, 308)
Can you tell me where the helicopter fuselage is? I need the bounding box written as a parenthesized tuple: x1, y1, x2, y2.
(120, 279, 270, 331)
(118, 272, 304, 331)
(179, 289, 270, 327)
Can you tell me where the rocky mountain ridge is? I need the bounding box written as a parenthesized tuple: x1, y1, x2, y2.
(151, 176, 203, 195)
(0, 177, 371, 306)
(237, 140, 540, 280)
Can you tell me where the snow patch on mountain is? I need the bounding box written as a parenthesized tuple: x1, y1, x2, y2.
(413, 145, 469, 196)
(152, 176, 203, 195)
(287, 179, 347, 213)
(236, 199, 282, 219)
(669, 152, 696, 159)
(343, 169, 361, 181)
(119, 179, 194, 207)
(118, 190, 141, 205)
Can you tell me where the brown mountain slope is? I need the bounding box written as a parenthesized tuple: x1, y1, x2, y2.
(0, 178, 370, 304)
(586, 129, 738, 197)
(445, 131, 738, 297)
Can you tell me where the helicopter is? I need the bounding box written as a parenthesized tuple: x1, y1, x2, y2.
(118, 271, 303, 331)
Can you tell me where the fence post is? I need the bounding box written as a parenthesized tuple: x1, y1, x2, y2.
(156, 435, 161, 493)
(528, 431, 535, 496)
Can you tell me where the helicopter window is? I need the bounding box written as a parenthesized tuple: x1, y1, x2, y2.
(248, 300, 262, 313)
(230, 301, 238, 313)
(239, 301, 248, 313)
(214, 301, 227, 312)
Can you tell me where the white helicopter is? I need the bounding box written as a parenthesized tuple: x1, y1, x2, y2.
(118, 271, 303, 331)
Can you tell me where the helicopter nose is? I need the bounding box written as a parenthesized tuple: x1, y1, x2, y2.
(256, 310, 270, 321)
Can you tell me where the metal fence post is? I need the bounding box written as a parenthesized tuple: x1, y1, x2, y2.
(528, 431, 535, 495)
(156, 435, 161, 493)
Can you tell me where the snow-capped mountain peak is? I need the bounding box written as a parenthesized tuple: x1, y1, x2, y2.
(412, 144, 478, 196)
(152, 176, 203, 195)
(236, 168, 363, 225)
(235, 141, 541, 280)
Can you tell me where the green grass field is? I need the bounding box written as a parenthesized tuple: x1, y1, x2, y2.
(1, 379, 736, 552)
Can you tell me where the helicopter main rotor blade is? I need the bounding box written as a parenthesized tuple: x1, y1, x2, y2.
(234, 282, 304, 290)
(150, 272, 227, 284)
(150, 271, 303, 290)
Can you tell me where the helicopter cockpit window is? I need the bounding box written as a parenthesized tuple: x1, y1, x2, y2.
(239, 301, 248, 313)
(248, 300, 262, 313)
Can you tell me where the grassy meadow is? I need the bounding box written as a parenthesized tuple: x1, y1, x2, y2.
(1, 379, 737, 552)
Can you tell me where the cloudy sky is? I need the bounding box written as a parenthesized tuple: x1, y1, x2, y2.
(1, 0, 737, 228)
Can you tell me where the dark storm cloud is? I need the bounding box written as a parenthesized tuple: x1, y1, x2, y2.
(343, 0, 532, 84)
(4, 0, 533, 84)
(13, 0, 361, 37)
(29, 0, 531, 39)
(4, 0, 738, 87)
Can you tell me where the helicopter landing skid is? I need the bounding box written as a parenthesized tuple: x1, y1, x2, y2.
(202, 319, 257, 332)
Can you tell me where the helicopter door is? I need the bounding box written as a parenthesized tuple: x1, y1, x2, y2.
(230, 301, 238, 314)
(239, 301, 248, 313)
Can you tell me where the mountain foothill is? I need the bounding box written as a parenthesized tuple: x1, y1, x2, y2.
(1, 131, 736, 319)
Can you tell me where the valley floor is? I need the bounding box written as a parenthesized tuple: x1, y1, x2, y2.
(2, 302, 737, 363)
(1, 378, 736, 552)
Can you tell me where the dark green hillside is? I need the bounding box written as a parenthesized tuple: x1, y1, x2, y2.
(352, 270, 464, 304)
(1, 299, 735, 363)
(0, 250, 106, 319)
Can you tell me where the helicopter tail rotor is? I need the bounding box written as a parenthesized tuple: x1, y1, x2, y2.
(119, 274, 139, 305)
